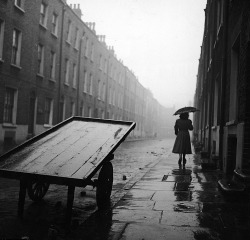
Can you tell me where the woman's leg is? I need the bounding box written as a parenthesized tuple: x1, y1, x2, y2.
(183, 154, 186, 167)
(178, 154, 182, 165)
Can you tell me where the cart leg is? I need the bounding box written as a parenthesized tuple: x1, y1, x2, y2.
(18, 179, 27, 218)
(66, 185, 75, 227)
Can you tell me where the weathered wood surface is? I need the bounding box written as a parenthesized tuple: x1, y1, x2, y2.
(0, 118, 134, 180)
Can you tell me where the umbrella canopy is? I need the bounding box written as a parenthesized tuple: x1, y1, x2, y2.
(173, 106, 199, 115)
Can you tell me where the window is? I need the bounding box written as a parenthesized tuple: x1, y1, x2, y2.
(11, 29, 22, 66)
(0, 20, 4, 60)
(84, 37, 89, 57)
(216, 0, 223, 32)
(98, 80, 101, 100)
(3, 87, 18, 124)
(70, 102, 75, 116)
(15, 0, 24, 10)
(66, 20, 72, 43)
(73, 64, 77, 88)
(88, 107, 92, 117)
(99, 55, 102, 70)
(37, 44, 44, 75)
(90, 43, 94, 61)
(40, 3, 48, 27)
(80, 102, 84, 116)
(49, 51, 56, 80)
(89, 74, 93, 95)
(44, 98, 53, 125)
(112, 89, 115, 105)
(104, 59, 107, 73)
(101, 110, 104, 119)
(102, 83, 106, 101)
(83, 71, 87, 93)
(109, 87, 112, 104)
(51, 13, 58, 36)
(74, 27, 79, 49)
(65, 59, 69, 85)
(59, 98, 65, 122)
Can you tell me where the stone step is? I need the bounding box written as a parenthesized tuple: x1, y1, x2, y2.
(234, 169, 250, 183)
(218, 178, 245, 194)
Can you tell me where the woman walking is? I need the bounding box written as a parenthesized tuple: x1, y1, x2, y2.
(172, 112, 193, 168)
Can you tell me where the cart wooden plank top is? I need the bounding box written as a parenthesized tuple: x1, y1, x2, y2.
(0, 117, 136, 186)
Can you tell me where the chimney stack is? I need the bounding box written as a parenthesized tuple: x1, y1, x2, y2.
(70, 3, 82, 19)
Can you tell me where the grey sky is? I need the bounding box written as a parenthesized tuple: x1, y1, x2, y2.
(67, 0, 206, 109)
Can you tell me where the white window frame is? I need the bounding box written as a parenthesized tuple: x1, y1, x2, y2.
(65, 59, 70, 85)
(109, 87, 112, 104)
(74, 27, 79, 49)
(49, 51, 56, 80)
(98, 80, 101, 100)
(37, 44, 44, 75)
(11, 29, 22, 67)
(66, 20, 72, 43)
(90, 43, 94, 61)
(99, 55, 102, 70)
(88, 107, 92, 117)
(81, 103, 84, 116)
(0, 19, 4, 60)
(83, 71, 88, 93)
(70, 102, 75, 116)
(14, 0, 25, 11)
(44, 97, 53, 126)
(40, 3, 48, 27)
(51, 13, 58, 36)
(102, 83, 106, 101)
(84, 37, 89, 57)
(73, 64, 77, 88)
(89, 74, 93, 95)
(3, 87, 18, 125)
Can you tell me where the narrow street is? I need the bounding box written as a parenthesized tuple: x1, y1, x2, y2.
(0, 138, 174, 239)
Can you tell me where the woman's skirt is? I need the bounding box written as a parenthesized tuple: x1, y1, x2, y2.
(172, 131, 192, 154)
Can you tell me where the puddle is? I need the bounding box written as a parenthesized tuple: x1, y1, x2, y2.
(174, 202, 198, 213)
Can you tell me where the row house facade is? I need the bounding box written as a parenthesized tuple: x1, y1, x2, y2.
(0, 0, 169, 153)
(194, 0, 250, 176)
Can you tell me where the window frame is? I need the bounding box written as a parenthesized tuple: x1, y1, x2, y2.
(66, 20, 72, 44)
(40, 2, 48, 28)
(11, 28, 22, 67)
(64, 59, 70, 85)
(3, 87, 18, 125)
(44, 97, 53, 126)
(72, 63, 77, 88)
(51, 12, 59, 36)
(37, 43, 44, 75)
(49, 51, 56, 80)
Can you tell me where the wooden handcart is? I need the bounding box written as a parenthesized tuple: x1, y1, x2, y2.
(0, 117, 135, 224)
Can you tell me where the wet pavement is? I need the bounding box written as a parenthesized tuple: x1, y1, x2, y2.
(1, 138, 250, 239)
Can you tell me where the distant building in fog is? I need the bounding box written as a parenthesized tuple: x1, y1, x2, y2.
(0, 0, 173, 153)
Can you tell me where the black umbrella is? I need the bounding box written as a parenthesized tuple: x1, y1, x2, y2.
(173, 106, 199, 115)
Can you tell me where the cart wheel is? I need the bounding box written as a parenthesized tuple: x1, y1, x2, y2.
(27, 181, 50, 202)
(96, 161, 113, 209)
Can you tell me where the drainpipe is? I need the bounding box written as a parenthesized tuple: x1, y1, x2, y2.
(76, 33, 85, 115)
(57, 3, 66, 123)
(219, 0, 229, 169)
(104, 55, 110, 119)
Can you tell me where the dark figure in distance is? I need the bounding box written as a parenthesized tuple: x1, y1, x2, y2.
(172, 112, 193, 168)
